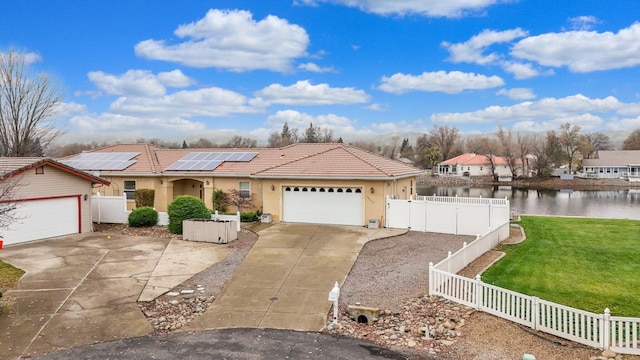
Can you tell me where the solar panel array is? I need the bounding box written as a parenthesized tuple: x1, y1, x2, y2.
(61, 152, 140, 171)
(166, 152, 258, 171)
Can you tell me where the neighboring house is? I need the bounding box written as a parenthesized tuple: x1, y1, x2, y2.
(59, 143, 423, 226)
(436, 153, 520, 180)
(0, 158, 110, 245)
(580, 150, 640, 182)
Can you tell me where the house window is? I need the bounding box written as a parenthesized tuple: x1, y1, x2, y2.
(124, 180, 136, 200)
(35, 166, 44, 174)
(239, 181, 250, 198)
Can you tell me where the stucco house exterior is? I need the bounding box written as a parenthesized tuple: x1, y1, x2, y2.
(60, 143, 424, 226)
(579, 150, 640, 182)
(436, 153, 521, 180)
(0, 158, 110, 245)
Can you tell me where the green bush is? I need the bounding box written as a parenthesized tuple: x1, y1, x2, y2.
(167, 195, 210, 234)
(128, 206, 158, 227)
(240, 210, 262, 222)
(135, 189, 155, 208)
(212, 189, 228, 213)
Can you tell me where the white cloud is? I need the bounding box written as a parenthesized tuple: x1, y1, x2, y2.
(87, 69, 194, 97)
(442, 28, 528, 65)
(297, 62, 335, 73)
(567, 16, 600, 31)
(511, 22, 640, 72)
(254, 80, 370, 105)
(266, 109, 359, 133)
(365, 103, 388, 111)
(431, 94, 623, 129)
(606, 116, 640, 131)
(378, 70, 504, 94)
(69, 112, 207, 133)
(297, 0, 505, 18)
(134, 9, 309, 72)
(496, 88, 536, 100)
(110, 87, 263, 118)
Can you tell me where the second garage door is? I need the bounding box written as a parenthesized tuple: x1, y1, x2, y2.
(282, 186, 363, 226)
(2, 196, 80, 245)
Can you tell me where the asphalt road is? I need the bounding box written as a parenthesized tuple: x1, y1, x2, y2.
(33, 328, 439, 360)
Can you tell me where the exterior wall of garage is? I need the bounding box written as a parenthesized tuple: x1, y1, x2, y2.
(12, 165, 94, 233)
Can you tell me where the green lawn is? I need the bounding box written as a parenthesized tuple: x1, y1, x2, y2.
(481, 216, 640, 317)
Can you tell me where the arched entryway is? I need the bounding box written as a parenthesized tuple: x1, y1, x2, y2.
(172, 179, 204, 201)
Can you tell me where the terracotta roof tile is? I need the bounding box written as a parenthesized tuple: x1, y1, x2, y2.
(67, 143, 422, 179)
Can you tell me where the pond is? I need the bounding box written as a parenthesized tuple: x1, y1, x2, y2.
(417, 186, 640, 220)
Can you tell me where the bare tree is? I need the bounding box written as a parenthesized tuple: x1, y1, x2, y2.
(531, 131, 563, 177)
(223, 135, 257, 148)
(0, 50, 64, 156)
(350, 141, 378, 153)
(622, 129, 640, 150)
(558, 122, 582, 173)
(267, 122, 298, 147)
(474, 137, 500, 180)
(496, 125, 519, 178)
(428, 125, 460, 161)
(0, 174, 22, 233)
(517, 133, 532, 177)
(578, 132, 612, 159)
(413, 134, 432, 168)
(223, 189, 256, 212)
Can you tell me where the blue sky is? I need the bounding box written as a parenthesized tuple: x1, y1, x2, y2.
(2, 0, 640, 145)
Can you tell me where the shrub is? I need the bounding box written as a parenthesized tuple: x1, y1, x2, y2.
(167, 195, 210, 234)
(128, 206, 158, 227)
(212, 189, 228, 213)
(240, 210, 262, 222)
(135, 189, 155, 208)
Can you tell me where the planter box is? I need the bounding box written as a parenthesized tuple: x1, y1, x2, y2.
(182, 219, 238, 244)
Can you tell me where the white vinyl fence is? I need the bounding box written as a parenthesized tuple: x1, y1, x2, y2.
(386, 195, 510, 235)
(91, 193, 241, 231)
(429, 224, 640, 355)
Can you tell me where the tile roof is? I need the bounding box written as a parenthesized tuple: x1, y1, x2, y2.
(0, 157, 110, 184)
(64, 143, 423, 180)
(439, 153, 510, 166)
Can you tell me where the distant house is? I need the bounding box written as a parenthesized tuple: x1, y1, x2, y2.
(59, 143, 423, 226)
(579, 150, 640, 182)
(436, 153, 526, 180)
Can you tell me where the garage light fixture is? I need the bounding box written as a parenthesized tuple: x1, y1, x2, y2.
(370, 187, 374, 194)
(271, 184, 275, 191)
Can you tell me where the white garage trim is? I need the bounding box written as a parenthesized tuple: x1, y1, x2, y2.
(1, 195, 81, 245)
(282, 186, 363, 226)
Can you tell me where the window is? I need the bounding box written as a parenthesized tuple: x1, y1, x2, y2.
(124, 180, 136, 200)
(239, 181, 250, 198)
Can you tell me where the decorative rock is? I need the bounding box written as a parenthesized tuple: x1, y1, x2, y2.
(407, 340, 417, 348)
(180, 289, 195, 295)
(602, 350, 617, 358)
(166, 292, 180, 296)
(169, 300, 179, 305)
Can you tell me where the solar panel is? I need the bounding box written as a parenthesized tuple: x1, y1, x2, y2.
(61, 152, 139, 170)
(166, 152, 257, 171)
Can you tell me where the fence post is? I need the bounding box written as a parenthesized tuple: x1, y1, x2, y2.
(121, 194, 127, 223)
(603, 308, 611, 351)
(474, 275, 482, 310)
(532, 296, 539, 330)
(96, 192, 101, 224)
(236, 211, 241, 232)
(385, 195, 390, 228)
(446, 251, 452, 274)
(462, 242, 467, 268)
(428, 262, 434, 296)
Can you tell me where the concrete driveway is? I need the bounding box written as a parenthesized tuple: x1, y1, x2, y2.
(187, 223, 406, 332)
(0, 233, 230, 359)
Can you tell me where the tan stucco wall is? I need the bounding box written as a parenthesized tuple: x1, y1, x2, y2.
(12, 165, 95, 233)
(98, 175, 417, 225)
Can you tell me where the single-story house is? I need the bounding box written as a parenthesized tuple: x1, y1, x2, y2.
(436, 153, 523, 179)
(59, 143, 423, 226)
(0, 158, 110, 245)
(580, 150, 640, 182)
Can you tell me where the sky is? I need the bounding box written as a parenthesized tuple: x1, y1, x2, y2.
(1, 0, 640, 145)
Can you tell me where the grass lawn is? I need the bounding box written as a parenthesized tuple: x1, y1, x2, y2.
(0, 260, 24, 294)
(481, 216, 640, 317)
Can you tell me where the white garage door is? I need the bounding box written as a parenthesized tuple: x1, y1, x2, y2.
(282, 186, 363, 226)
(2, 197, 80, 245)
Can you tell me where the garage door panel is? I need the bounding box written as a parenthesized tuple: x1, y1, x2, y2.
(283, 188, 363, 226)
(2, 197, 79, 245)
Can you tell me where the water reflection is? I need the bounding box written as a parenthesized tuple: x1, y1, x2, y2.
(418, 186, 640, 220)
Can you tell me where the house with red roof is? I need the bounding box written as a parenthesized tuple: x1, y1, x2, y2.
(60, 143, 423, 226)
(436, 153, 525, 179)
